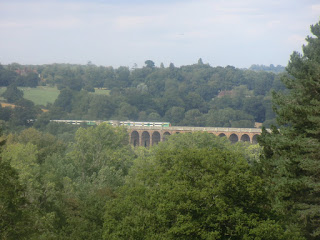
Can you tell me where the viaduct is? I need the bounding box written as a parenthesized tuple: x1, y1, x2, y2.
(49, 120, 263, 147)
(127, 126, 262, 147)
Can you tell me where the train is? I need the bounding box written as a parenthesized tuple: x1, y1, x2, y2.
(49, 120, 98, 126)
(108, 120, 171, 127)
(50, 120, 171, 127)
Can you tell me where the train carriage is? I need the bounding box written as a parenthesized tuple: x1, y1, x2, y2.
(50, 120, 171, 127)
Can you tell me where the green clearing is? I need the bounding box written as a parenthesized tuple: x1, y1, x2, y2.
(93, 88, 110, 95)
(0, 86, 60, 106)
(0, 86, 110, 106)
(21, 86, 60, 106)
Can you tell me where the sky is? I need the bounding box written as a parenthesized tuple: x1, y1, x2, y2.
(0, 0, 320, 69)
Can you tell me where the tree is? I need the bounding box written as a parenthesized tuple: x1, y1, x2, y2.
(61, 123, 135, 239)
(258, 21, 320, 239)
(83, 84, 95, 92)
(69, 123, 133, 183)
(0, 158, 35, 239)
(144, 60, 155, 68)
(13, 128, 66, 164)
(184, 92, 206, 111)
(114, 102, 138, 120)
(2, 142, 41, 204)
(18, 72, 40, 87)
(164, 106, 185, 125)
(1, 84, 23, 103)
(182, 109, 205, 126)
(0, 65, 17, 86)
(0, 105, 12, 122)
(147, 112, 161, 121)
(87, 95, 116, 120)
(114, 66, 130, 88)
(10, 99, 41, 126)
(243, 96, 266, 123)
(53, 88, 74, 112)
(104, 133, 291, 239)
(205, 108, 254, 128)
(60, 70, 84, 91)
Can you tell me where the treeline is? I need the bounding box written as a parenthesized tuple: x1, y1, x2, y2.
(39, 60, 286, 127)
(249, 64, 285, 73)
(1, 59, 286, 129)
(0, 64, 40, 87)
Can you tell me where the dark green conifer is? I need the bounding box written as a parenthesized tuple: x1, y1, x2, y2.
(259, 21, 320, 239)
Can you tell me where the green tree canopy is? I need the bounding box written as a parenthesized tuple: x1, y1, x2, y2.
(145, 60, 155, 68)
(258, 20, 320, 239)
(1, 84, 23, 103)
(104, 133, 291, 239)
(0, 158, 35, 239)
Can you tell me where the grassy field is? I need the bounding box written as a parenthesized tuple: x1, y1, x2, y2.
(93, 88, 110, 95)
(21, 86, 60, 106)
(0, 86, 60, 106)
(0, 86, 110, 106)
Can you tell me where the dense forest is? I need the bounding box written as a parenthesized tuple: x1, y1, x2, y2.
(1, 20, 320, 240)
(0, 59, 285, 131)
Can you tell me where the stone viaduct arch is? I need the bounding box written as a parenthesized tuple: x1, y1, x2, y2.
(141, 131, 150, 147)
(128, 126, 263, 147)
(131, 131, 139, 147)
(152, 131, 161, 145)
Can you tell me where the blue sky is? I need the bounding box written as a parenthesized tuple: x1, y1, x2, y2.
(0, 0, 319, 68)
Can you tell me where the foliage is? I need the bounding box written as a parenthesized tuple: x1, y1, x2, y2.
(58, 123, 134, 238)
(103, 133, 291, 239)
(10, 99, 41, 126)
(0, 125, 135, 239)
(258, 20, 320, 239)
(69, 123, 133, 183)
(145, 60, 155, 68)
(17, 72, 40, 87)
(1, 84, 23, 103)
(1, 60, 282, 127)
(0, 158, 36, 239)
(0, 65, 17, 86)
(249, 64, 285, 73)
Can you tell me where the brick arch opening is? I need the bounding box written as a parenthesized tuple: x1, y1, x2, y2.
(229, 134, 239, 143)
(252, 134, 259, 144)
(152, 131, 161, 145)
(163, 132, 171, 141)
(131, 131, 139, 147)
(218, 133, 226, 137)
(240, 134, 250, 142)
(141, 131, 150, 147)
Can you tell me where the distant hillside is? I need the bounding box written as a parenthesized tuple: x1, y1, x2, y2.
(0, 61, 286, 128)
(249, 64, 285, 73)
